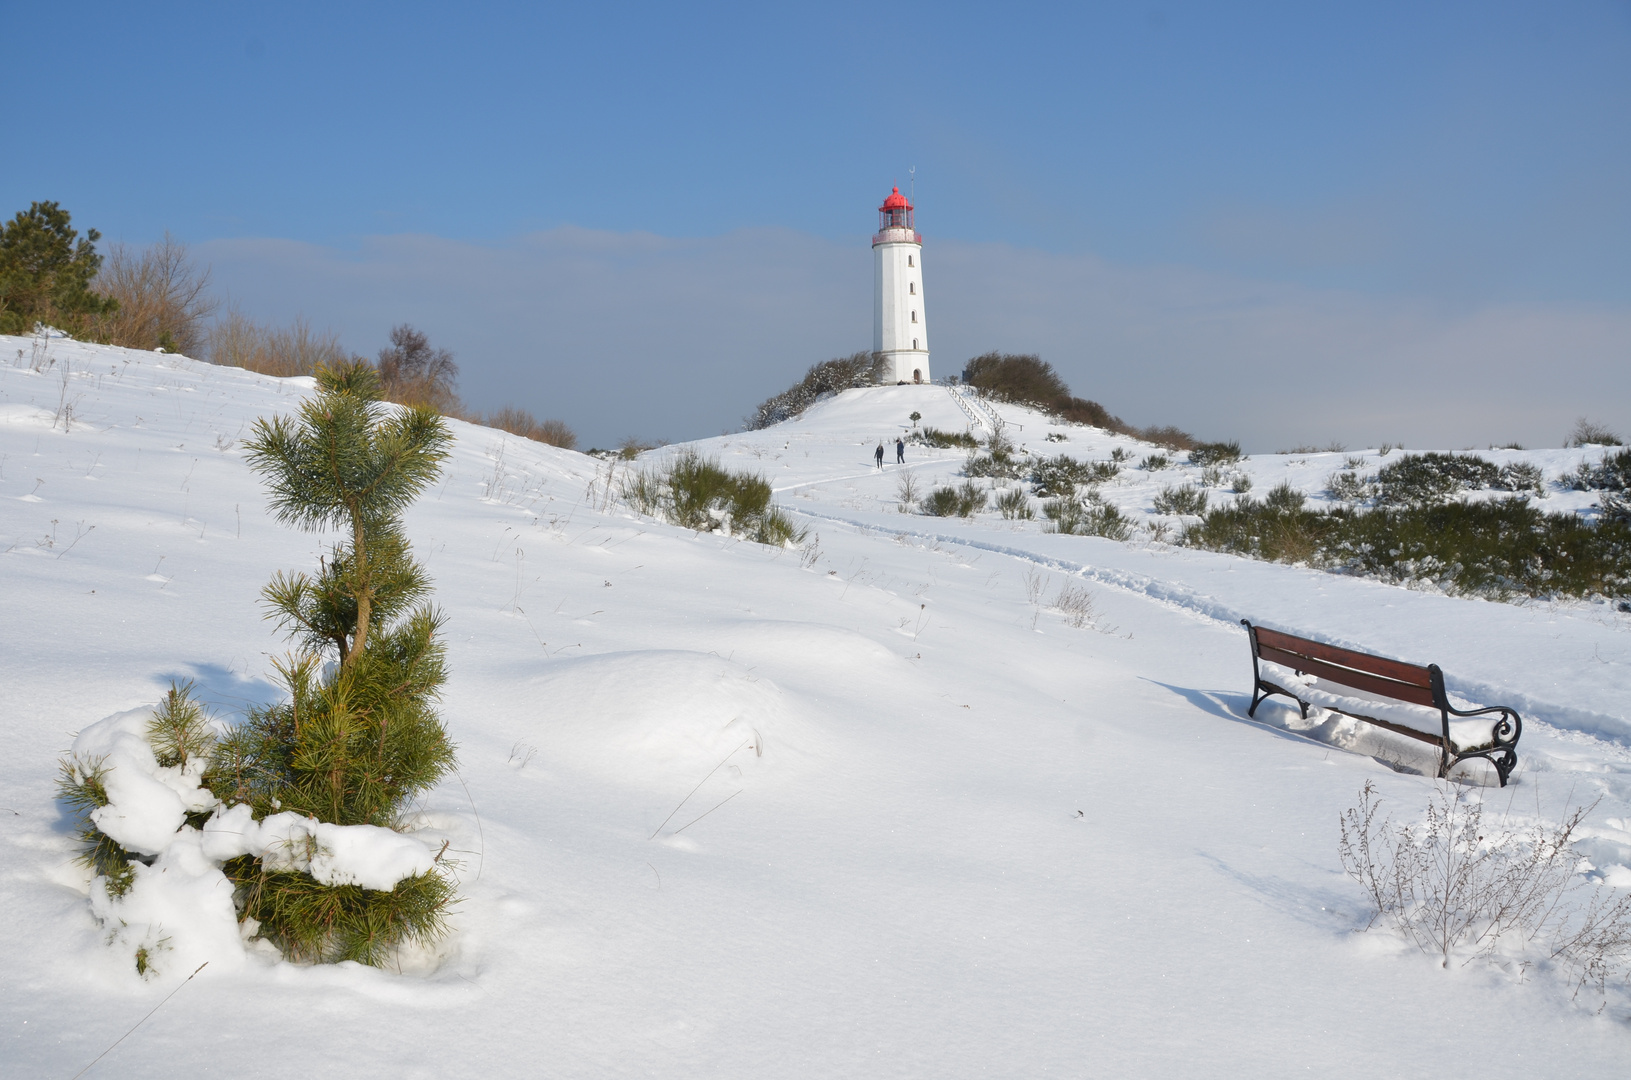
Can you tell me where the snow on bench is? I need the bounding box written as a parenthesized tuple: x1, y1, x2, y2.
(1240, 620, 1522, 786)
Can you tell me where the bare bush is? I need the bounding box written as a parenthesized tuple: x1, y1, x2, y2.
(1567, 418, 1623, 448)
(89, 235, 216, 355)
(207, 310, 348, 378)
(484, 406, 577, 450)
(1051, 582, 1096, 628)
(377, 324, 460, 412)
(1339, 781, 1631, 997)
(895, 470, 920, 512)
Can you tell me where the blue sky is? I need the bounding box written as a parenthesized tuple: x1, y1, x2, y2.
(5, 1, 1629, 448)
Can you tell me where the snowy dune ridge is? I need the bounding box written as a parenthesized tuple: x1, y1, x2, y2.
(3, 333, 1631, 1077)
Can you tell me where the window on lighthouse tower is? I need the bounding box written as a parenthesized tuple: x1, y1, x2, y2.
(907, 255, 914, 267)
(911, 311, 917, 323)
(909, 282, 915, 294)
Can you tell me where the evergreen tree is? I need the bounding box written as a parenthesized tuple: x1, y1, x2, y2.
(0, 201, 118, 336)
(206, 359, 461, 963)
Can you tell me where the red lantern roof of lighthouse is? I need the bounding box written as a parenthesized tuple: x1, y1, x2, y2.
(880, 186, 912, 211)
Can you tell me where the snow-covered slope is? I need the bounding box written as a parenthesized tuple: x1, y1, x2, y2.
(3, 336, 1630, 1077)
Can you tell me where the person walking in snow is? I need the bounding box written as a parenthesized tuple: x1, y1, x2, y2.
(895, 437, 905, 464)
(874, 442, 885, 469)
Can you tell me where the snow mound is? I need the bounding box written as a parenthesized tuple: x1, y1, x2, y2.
(524, 650, 800, 787)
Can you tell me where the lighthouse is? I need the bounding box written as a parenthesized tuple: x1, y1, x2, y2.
(873, 186, 930, 384)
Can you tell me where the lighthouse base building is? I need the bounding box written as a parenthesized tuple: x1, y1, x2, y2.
(873, 186, 930, 384)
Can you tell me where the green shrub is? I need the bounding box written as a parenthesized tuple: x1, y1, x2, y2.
(1231, 473, 1253, 494)
(915, 426, 979, 450)
(1183, 496, 1631, 600)
(965, 450, 1023, 479)
(1028, 454, 1118, 496)
(1153, 484, 1208, 516)
(1139, 453, 1171, 471)
(959, 352, 1196, 447)
(1326, 470, 1373, 502)
(1495, 461, 1545, 496)
(922, 481, 986, 517)
(1373, 452, 1499, 506)
(1570, 449, 1631, 524)
(1189, 440, 1243, 467)
(748, 351, 891, 428)
(1044, 493, 1132, 539)
(205, 361, 459, 964)
(1571, 448, 1631, 493)
(994, 487, 1033, 519)
(0, 201, 117, 337)
(1262, 481, 1306, 513)
(623, 449, 806, 545)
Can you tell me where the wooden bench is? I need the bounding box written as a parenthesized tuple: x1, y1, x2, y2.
(1240, 620, 1522, 786)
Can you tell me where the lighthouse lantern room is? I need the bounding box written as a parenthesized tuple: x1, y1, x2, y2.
(872, 186, 930, 384)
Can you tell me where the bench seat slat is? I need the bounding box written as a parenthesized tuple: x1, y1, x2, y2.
(1251, 626, 1432, 687)
(1256, 644, 1439, 708)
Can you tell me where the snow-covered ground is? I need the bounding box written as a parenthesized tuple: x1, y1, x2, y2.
(3, 334, 1630, 1077)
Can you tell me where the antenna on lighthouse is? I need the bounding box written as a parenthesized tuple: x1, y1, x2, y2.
(909, 166, 915, 204)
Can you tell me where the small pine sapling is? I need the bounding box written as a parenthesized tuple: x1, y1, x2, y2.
(210, 360, 460, 964)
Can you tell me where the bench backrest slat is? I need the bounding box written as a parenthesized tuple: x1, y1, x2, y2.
(1255, 643, 1439, 708)
(1251, 626, 1433, 688)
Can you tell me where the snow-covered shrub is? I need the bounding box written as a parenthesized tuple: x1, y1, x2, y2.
(1139, 453, 1171, 471)
(1339, 782, 1631, 996)
(921, 481, 986, 518)
(994, 487, 1033, 520)
(964, 449, 1023, 480)
(1188, 440, 1243, 467)
(1570, 448, 1631, 494)
(58, 682, 215, 907)
(623, 449, 806, 546)
(1044, 492, 1132, 540)
(59, 685, 451, 976)
(1230, 473, 1253, 494)
(1373, 452, 1500, 506)
(1028, 455, 1118, 497)
(1325, 469, 1373, 503)
(1153, 484, 1208, 517)
(1495, 461, 1546, 497)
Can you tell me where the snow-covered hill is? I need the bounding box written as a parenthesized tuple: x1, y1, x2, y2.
(3, 335, 1630, 1077)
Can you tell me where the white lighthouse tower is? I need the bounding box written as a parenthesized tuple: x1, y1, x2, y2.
(873, 186, 930, 384)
